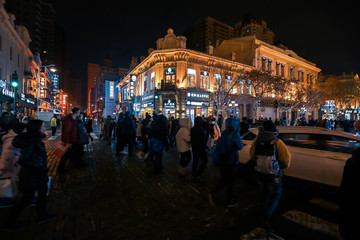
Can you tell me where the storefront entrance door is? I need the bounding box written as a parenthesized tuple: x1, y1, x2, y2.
(186, 108, 195, 124)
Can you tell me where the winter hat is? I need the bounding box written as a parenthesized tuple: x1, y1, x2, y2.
(354, 120, 360, 131)
(263, 120, 278, 133)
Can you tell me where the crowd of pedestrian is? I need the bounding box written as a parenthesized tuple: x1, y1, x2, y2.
(0, 108, 358, 238)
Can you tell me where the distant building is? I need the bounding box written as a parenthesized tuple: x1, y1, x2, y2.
(234, 18, 275, 45)
(87, 55, 127, 118)
(184, 17, 234, 53)
(5, 0, 56, 64)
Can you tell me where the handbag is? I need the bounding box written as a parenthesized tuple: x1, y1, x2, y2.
(0, 177, 18, 198)
(54, 142, 69, 159)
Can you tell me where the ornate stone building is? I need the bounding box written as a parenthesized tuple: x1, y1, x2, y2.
(214, 36, 321, 121)
(117, 29, 256, 122)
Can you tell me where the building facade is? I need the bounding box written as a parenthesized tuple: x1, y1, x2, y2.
(117, 29, 256, 123)
(5, 0, 56, 64)
(214, 36, 321, 121)
(0, 0, 36, 116)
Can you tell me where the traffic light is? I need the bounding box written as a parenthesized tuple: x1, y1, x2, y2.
(11, 71, 19, 88)
(15, 101, 20, 108)
(154, 91, 159, 100)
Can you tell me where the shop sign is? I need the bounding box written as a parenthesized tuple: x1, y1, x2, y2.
(26, 98, 35, 105)
(186, 101, 209, 107)
(187, 92, 209, 99)
(134, 103, 140, 112)
(142, 94, 154, 102)
(345, 109, 359, 114)
(163, 99, 175, 108)
(165, 67, 175, 75)
(141, 102, 154, 108)
(109, 81, 114, 100)
(130, 75, 136, 97)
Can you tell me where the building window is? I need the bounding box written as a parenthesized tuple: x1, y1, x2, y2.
(144, 76, 147, 92)
(281, 64, 285, 77)
(240, 79, 244, 94)
(214, 73, 221, 90)
(267, 59, 272, 73)
(225, 75, 231, 91)
(200, 71, 209, 89)
(261, 57, 266, 71)
(164, 67, 176, 85)
(150, 72, 155, 90)
(187, 68, 196, 87)
(246, 80, 252, 95)
(276, 62, 280, 75)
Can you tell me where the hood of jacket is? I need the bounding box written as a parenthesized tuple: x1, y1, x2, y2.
(194, 116, 204, 127)
(256, 126, 278, 143)
(224, 118, 240, 132)
(179, 118, 192, 129)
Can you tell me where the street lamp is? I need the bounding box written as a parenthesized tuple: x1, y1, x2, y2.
(10, 71, 19, 114)
(36, 64, 56, 119)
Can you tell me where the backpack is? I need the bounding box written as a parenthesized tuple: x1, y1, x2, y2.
(212, 135, 228, 166)
(149, 137, 164, 153)
(254, 139, 279, 175)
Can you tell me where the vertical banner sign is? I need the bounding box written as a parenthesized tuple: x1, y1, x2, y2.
(109, 81, 114, 100)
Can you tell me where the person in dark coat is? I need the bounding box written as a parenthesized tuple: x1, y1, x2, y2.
(212, 118, 243, 207)
(339, 120, 360, 240)
(115, 113, 125, 155)
(190, 116, 208, 179)
(85, 118, 93, 142)
(4, 120, 55, 229)
(116, 112, 136, 156)
(57, 107, 80, 172)
(148, 114, 169, 174)
(239, 117, 250, 136)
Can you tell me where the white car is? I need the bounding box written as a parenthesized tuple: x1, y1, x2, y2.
(239, 127, 360, 187)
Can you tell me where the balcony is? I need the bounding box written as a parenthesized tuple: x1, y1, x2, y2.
(159, 80, 176, 90)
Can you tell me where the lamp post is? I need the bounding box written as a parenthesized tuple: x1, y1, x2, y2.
(36, 64, 56, 119)
(10, 71, 19, 115)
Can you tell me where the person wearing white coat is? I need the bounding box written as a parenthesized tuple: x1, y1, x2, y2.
(175, 118, 192, 175)
(0, 123, 26, 207)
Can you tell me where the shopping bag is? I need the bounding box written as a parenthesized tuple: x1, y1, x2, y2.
(0, 177, 18, 198)
(54, 142, 69, 159)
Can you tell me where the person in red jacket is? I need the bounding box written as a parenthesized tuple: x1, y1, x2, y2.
(57, 107, 80, 172)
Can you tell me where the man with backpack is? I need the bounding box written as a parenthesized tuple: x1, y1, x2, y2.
(250, 120, 291, 232)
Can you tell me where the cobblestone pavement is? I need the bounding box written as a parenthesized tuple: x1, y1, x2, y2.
(0, 125, 341, 240)
(0, 127, 263, 240)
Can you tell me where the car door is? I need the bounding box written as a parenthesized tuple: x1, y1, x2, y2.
(279, 133, 328, 185)
(322, 135, 359, 187)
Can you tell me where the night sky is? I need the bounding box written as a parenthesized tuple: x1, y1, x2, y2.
(54, 0, 360, 79)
